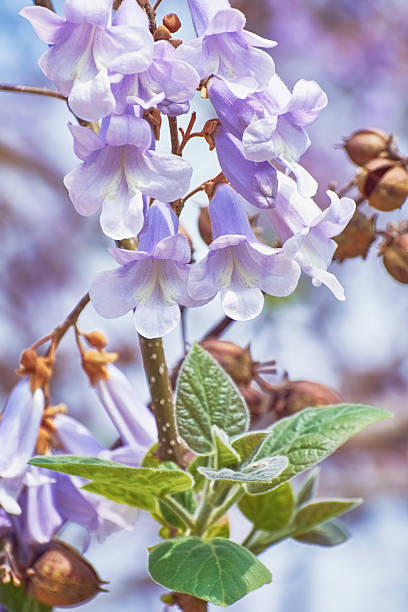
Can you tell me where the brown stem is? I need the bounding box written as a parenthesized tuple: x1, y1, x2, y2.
(34, 0, 55, 10)
(153, 0, 163, 10)
(138, 335, 183, 465)
(50, 293, 90, 355)
(168, 116, 180, 156)
(138, 0, 157, 34)
(201, 315, 235, 342)
(0, 84, 66, 101)
(177, 112, 197, 155)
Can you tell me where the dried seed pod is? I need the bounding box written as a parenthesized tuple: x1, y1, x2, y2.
(200, 339, 254, 386)
(269, 380, 342, 417)
(163, 13, 181, 33)
(198, 206, 212, 245)
(27, 540, 106, 607)
(238, 384, 266, 416)
(358, 159, 408, 211)
(381, 232, 408, 284)
(334, 211, 377, 262)
(344, 129, 390, 166)
(153, 24, 171, 41)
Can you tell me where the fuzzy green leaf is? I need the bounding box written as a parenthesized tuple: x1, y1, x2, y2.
(175, 344, 249, 454)
(0, 583, 51, 612)
(248, 404, 391, 493)
(148, 537, 271, 607)
(213, 426, 241, 469)
(294, 519, 350, 547)
(292, 498, 362, 536)
(199, 455, 288, 484)
(239, 482, 295, 532)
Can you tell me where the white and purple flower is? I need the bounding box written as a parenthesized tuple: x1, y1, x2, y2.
(269, 172, 356, 299)
(176, 0, 276, 98)
(90, 201, 199, 338)
(20, 0, 154, 121)
(188, 183, 301, 320)
(64, 112, 192, 239)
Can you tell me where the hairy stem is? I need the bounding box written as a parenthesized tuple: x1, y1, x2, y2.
(138, 336, 183, 465)
(0, 84, 65, 100)
(160, 496, 195, 530)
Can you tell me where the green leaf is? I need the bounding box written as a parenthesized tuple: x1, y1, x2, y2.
(291, 498, 362, 537)
(30, 456, 193, 512)
(248, 404, 391, 493)
(206, 519, 230, 540)
(294, 519, 350, 547)
(296, 468, 320, 507)
(148, 536, 271, 607)
(213, 426, 240, 469)
(0, 583, 51, 612)
(231, 432, 269, 462)
(239, 482, 295, 532)
(175, 344, 249, 454)
(198, 455, 288, 484)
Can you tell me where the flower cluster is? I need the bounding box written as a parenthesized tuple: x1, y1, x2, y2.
(0, 367, 156, 562)
(22, 0, 355, 338)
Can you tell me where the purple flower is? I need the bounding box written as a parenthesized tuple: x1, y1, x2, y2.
(214, 127, 277, 209)
(209, 75, 327, 197)
(268, 172, 356, 300)
(176, 0, 276, 98)
(20, 0, 154, 121)
(111, 3, 199, 116)
(0, 380, 44, 515)
(90, 201, 199, 338)
(188, 183, 301, 320)
(95, 364, 157, 460)
(64, 113, 192, 239)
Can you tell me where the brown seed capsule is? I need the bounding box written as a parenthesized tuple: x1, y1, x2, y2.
(358, 159, 408, 211)
(269, 380, 342, 417)
(382, 232, 408, 284)
(201, 339, 255, 386)
(238, 384, 266, 416)
(27, 540, 106, 607)
(163, 13, 181, 33)
(344, 129, 390, 166)
(153, 25, 171, 42)
(198, 206, 212, 245)
(334, 211, 377, 262)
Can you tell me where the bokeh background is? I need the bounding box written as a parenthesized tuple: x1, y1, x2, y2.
(0, 0, 407, 610)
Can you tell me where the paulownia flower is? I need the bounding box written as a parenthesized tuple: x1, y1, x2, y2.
(0, 380, 44, 515)
(176, 0, 276, 98)
(188, 183, 301, 320)
(268, 172, 356, 299)
(20, 0, 154, 121)
(90, 201, 199, 338)
(64, 112, 192, 239)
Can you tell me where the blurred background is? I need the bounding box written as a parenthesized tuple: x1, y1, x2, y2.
(0, 0, 407, 610)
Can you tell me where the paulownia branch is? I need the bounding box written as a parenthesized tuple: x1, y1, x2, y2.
(138, 336, 183, 465)
(0, 84, 65, 101)
(34, 0, 55, 10)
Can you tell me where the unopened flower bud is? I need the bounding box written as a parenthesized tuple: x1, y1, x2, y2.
(334, 211, 377, 262)
(83, 330, 108, 350)
(28, 540, 106, 607)
(82, 350, 118, 386)
(358, 159, 408, 211)
(169, 38, 183, 49)
(381, 232, 408, 284)
(344, 129, 390, 166)
(163, 13, 181, 33)
(154, 25, 171, 42)
(17, 349, 53, 392)
(198, 206, 212, 245)
(200, 339, 254, 386)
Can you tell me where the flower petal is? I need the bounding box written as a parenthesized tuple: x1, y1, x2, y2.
(90, 265, 139, 318)
(133, 299, 180, 338)
(19, 6, 65, 44)
(221, 287, 264, 320)
(175, 37, 218, 81)
(287, 79, 328, 126)
(64, 0, 112, 26)
(68, 68, 115, 121)
(100, 181, 145, 240)
(68, 123, 104, 161)
(95, 25, 154, 74)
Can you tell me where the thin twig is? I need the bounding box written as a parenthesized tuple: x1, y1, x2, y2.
(201, 315, 235, 342)
(34, 0, 55, 11)
(0, 84, 66, 101)
(168, 116, 180, 156)
(177, 112, 197, 155)
(50, 293, 90, 354)
(138, 0, 157, 34)
(153, 0, 163, 10)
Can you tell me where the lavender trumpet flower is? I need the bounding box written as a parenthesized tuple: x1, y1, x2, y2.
(268, 172, 356, 299)
(188, 183, 301, 320)
(20, 0, 154, 121)
(90, 201, 200, 338)
(64, 113, 192, 239)
(177, 0, 276, 98)
(0, 380, 44, 515)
